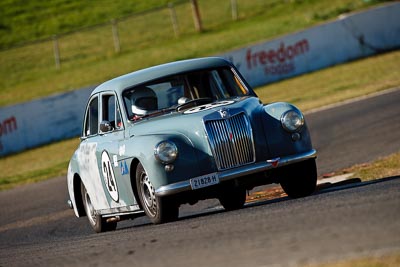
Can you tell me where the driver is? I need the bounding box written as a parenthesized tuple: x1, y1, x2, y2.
(130, 87, 158, 121)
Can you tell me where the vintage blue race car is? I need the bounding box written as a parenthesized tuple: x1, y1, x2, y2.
(67, 57, 317, 233)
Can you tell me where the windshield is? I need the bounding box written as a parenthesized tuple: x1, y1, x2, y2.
(122, 67, 250, 121)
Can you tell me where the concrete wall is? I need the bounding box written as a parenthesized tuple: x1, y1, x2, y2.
(0, 87, 93, 155)
(1, 2, 399, 156)
(220, 2, 400, 87)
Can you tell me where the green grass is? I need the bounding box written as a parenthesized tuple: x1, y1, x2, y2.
(338, 152, 400, 182)
(1, 49, 399, 190)
(304, 251, 400, 267)
(0, 138, 79, 190)
(0, 0, 393, 107)
(0, 0, 173, 49)
(0, 0, 398, 189)
(255, 50, 400, 111)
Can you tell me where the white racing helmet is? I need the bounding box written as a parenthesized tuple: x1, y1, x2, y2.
(130, 87, 158, 116)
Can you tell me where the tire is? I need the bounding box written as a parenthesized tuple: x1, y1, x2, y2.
(218, 186, 247, 211)
(81, 183, 117, 233)
(280, 159, 317, 198)
(136, 162, 179, 224)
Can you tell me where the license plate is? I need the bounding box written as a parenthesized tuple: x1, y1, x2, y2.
(190, 173, 219, 190)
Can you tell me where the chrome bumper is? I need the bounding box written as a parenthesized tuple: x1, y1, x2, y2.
(155, 149, 317, 197)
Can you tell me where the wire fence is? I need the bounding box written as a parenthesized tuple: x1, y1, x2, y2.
(0, 0, 282, 74)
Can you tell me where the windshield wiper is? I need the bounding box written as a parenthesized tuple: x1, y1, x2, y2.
(176, 97, 213, 112)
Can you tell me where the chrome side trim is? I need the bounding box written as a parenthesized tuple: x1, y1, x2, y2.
(155, 149, 317, 197)
(96, 204, 143, 217)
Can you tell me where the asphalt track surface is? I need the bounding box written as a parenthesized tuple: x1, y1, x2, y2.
(1, 88, 399, 267)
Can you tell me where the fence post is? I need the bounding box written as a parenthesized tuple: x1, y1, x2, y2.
(231, 0, 238, 21)
(190, 0, 203, 32)
(168, 3, 180, 37)
(111, 19, 121, 53)
(53, 35, 61, 70)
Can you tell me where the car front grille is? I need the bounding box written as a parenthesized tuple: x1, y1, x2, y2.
(204, 112, 255, 170)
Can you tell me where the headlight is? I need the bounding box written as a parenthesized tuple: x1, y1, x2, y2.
(281, 110, 304, 132)
(154, 141, 178, 164)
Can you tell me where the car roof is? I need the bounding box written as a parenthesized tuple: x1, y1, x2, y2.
(91, 57, 234, 96)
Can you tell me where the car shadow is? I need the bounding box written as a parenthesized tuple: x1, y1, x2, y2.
(314, 175, 400, 195)
(245, 175, 400, 209)
(117, 175, 400, 231)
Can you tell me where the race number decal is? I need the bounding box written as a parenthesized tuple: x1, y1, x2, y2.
(101, 151, 119, 202)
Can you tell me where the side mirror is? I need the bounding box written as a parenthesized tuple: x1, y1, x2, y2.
(100, 120, 114, 133)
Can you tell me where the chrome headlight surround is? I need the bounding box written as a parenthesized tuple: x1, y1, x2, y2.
(154, 141, 178, 164)
(280, 110, 304, 132)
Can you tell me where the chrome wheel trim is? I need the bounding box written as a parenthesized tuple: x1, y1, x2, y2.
(83, 188, 97, 226)
(139, 171, 157, 218)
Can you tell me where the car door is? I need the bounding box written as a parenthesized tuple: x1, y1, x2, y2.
(96, 92, 138, 208)
(78, 94, 110, 211)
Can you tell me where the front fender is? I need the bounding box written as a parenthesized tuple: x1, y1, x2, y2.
(261, 102, 313, 158)
(124, 133, 209, 190)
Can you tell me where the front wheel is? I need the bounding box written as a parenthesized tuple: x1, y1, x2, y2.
(218, 186, 247, 211)
(81, 183, 117, 233)
(136, 163, 179, 224)
(279, 159, 317, 198)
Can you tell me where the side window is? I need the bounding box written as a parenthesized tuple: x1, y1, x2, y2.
(84, 96, 99, 137)
(102, 94, 123, 130)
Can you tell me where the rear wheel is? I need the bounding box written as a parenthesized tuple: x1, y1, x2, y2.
(219, 186, 247, 211)
(280, 159, 317, 198)
(136, 163, 179, 224)
(81, 183, 117, 233)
